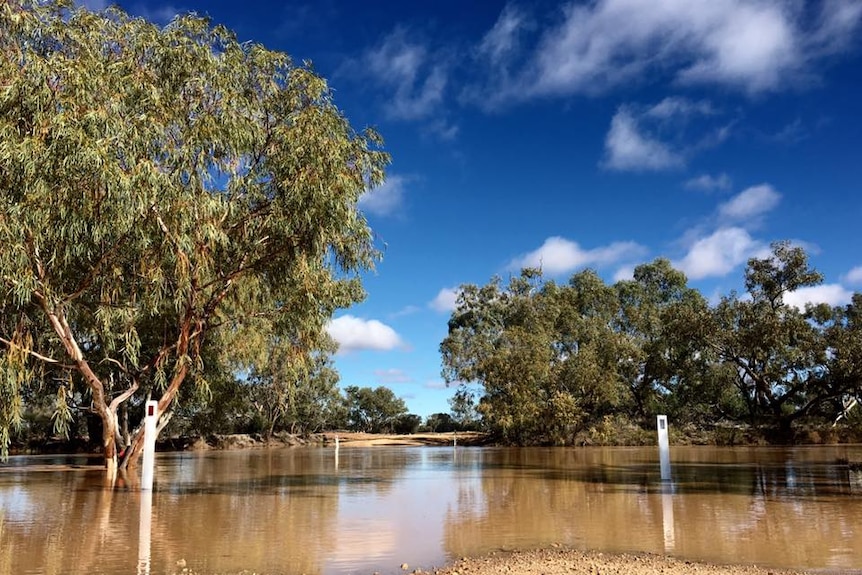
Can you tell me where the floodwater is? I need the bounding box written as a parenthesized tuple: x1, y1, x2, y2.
(2, 445, 862, 575)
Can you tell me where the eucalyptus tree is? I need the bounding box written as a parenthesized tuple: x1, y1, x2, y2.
(343, 386, 408, 433)
(247, 336, 344, 436)
(0, 1, 387, 469)
(613, 259, 730, 423)
(441, 269, 631, 444)
(708, 243, 850, 434)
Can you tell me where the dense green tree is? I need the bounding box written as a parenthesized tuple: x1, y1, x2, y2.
(0, 1, 387, 468)
(709, 243, 860, 434)
(613, 259, 734, 424)
(343, 386, 409, 433)
(442, 269, 631, 444)
(425, 412, 457, 433)
(442, 244, 861, 445)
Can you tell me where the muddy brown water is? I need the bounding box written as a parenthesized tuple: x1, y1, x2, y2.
(1, 445, 861, 574)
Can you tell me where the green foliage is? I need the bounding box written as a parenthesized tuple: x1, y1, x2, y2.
(441, 244, 862, 445)
(448, 384, 480, 429)
(0, 1, 387, 462)
(424, 412, 457, 433)
(343, 385, 409, 433)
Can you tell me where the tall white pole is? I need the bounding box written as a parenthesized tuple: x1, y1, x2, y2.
(657, 415, 670, 481)
(141, 400, 158, 491)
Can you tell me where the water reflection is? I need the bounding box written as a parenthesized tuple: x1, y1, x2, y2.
(1, 446, 861, 574)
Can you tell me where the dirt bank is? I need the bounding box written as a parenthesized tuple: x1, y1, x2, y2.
(401, 547, 820, 575)
(321, 431, 488, 447)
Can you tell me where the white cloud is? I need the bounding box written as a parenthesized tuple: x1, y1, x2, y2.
(784, 284, 854, 310)
(843, 266, 862, 285)
(510, 236, 646, 276)
(717, 184, 781, 223)
(612, 265, 635, 282)
(326, 315, 403, 354)
(429, 287, 460, 313)
(373, 368, 413, 384)
(360, 174, 406, 217)
(532, 0, 860, 96)
(603, 98, 725, 172)
(472, 0, 862, 106)
(685, 173, 732, 192)
(675, 227, 766, 280)
(477, 3, 527, 68)
(363, 29, 447, 121)
(603, 107, 683, 171)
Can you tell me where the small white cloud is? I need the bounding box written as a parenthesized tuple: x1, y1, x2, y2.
(603, 107, 682, 171)
(373, 368, 413, 384)
(717, 184, 781, 223)
(684, 173, 732, 192)
(510, 236, 646, 276)
(326, 315, 403, 354)
(784, 284, 853, 310)
(675, 227, 766, 280)
(612, 265, 635, 282)
(360, 174, 406, 217)
(363, 28, 447, 121)
(843, 266, 862, 285)
(646, 97, 715, 120)
(430, 287, 460, 313)
(424, 380, 448, 390)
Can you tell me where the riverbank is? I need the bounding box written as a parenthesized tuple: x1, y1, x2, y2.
(397, 547, 819, 575)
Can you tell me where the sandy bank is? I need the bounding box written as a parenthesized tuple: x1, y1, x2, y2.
(400, 547, 820, 575)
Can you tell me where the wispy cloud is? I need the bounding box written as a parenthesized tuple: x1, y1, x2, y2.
(360, 28, 448, 121)
(326, 315, 403, 354)
(717, 184, 781, 223)
(373, 368, 413, 384)
(603, 106, 683, 171)
(360, 174, 407, 217)
(478, 0, 862, 104)
(510, 236, 646, 276)
(685, 173, 732, 192)
(429, 287, 460, 313)
(603, 98, 725, 171)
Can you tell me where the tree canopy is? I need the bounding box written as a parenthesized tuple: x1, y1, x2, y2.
(441, 244, 862, 445)
(0, 0, 387, 468)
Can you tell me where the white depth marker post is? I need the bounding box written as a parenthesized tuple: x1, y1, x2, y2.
(141, 400, 158, 491)
(657, 415, 671, 482)
(137, 490, 153, 575)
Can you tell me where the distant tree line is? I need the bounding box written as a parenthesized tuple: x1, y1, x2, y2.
(441, 242, 862, 445)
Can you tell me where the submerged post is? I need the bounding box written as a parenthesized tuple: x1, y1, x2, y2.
(657, 415, 670, 481)
(137, 490, 153, 575)
(141, 400, 158, 491)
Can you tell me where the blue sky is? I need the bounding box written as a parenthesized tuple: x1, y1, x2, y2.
(85, 0, 862, 418)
